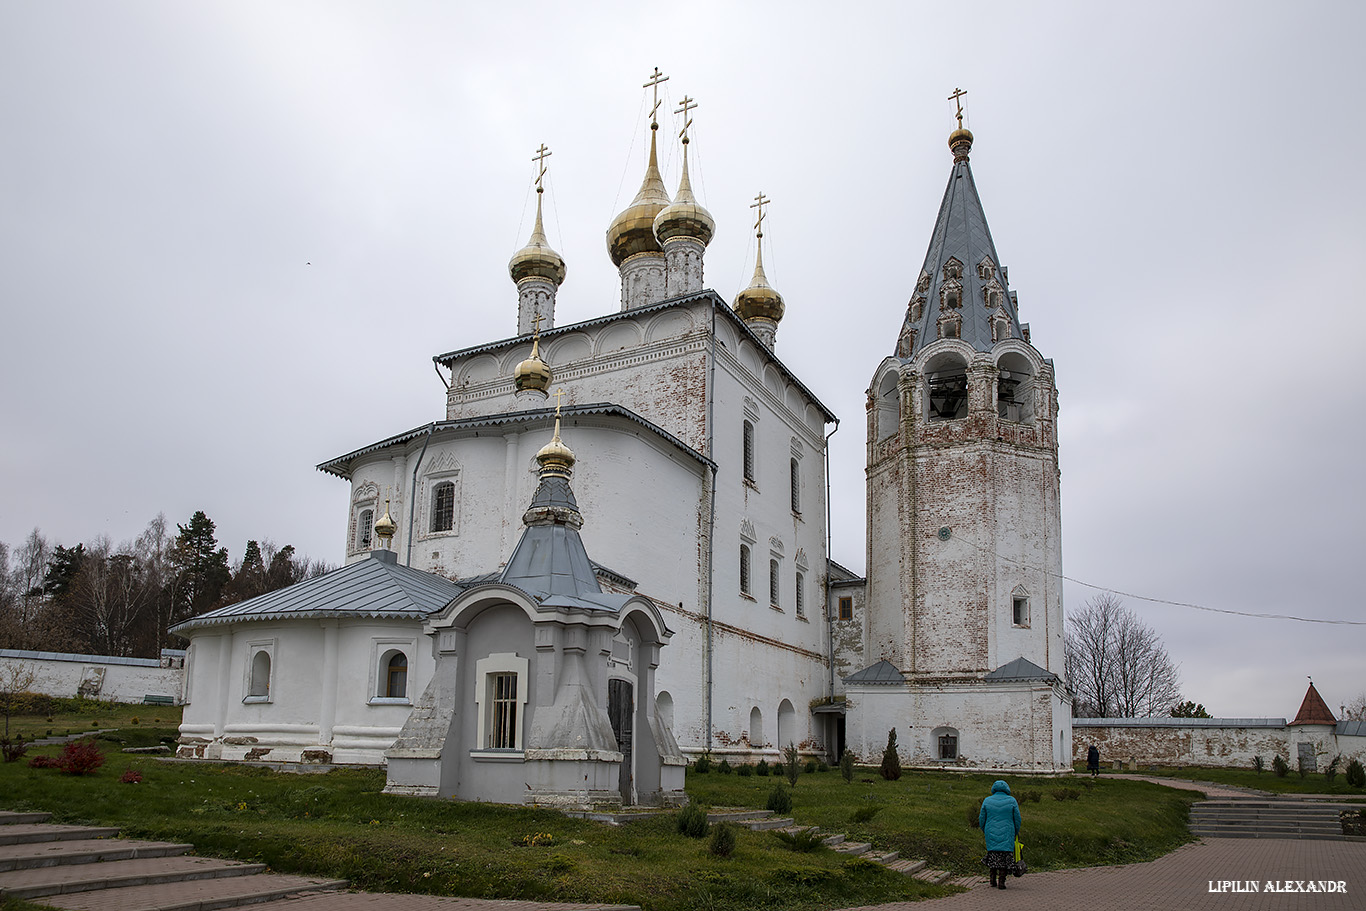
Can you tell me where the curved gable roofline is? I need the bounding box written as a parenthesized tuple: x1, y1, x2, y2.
(431, 291, 837, 423)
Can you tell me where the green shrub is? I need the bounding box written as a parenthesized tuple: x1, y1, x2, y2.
(967, 798, 982, 828)
(755, 759, 770, 776)
(736, 763, 753, 777)
(717, 757, 733, 775)
(766, 783, 793, 814)
(1052, 788, 1081, 801)
(850, 804, 882, 823)
(839, 749, 855, 783)
(708, 822, 737, 857)
(1297, 757, 1308, 779)
(1346, 758, 1366, 788)
(1325, 755, 1341, 784)
(879, 728, 901, 781)
(816, 759, 829, 772)
(693, 754, 711, 774)
(677, 803, 709, 838)
(1252, 755, 1264, 774)
(1272, 755, 1289, 777)
(772, 827, 826, 852)
(1015, 789, 1042, 803)
(783, 743, 801, 787)
(1, 736, 28, 763)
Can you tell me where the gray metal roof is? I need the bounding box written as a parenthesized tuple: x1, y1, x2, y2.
(843, 659, 906, 685)
(170, 550, 464, 634)
(0, 648, 162, 668)
(984, 656, 1058, 683)
(316, 403, 715, 480)
(1073, 717, 1288, 728)
(431, 291, 837, 423)
(902, 143, 1024, 359)
(1337, 719, 1366, 737)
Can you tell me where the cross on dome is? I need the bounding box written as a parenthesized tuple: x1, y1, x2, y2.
(532, 143, 552, 192)
(644, 67, 670, 126)
(675, 95, 697, 142)
(750, 192, 769, 238)
(948, 87, 968, 128)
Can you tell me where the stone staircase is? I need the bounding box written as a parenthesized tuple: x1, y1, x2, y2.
(1190, 799, 1366, 841)
(707, 809, 981, 887)
(0, 811, 348, 909)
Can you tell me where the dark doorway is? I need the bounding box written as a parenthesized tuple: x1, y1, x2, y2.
(608, 678, 634, 805)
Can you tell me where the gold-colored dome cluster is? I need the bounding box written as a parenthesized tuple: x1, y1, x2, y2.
(509, 190, 566, 286)
(607, 124, 672, 266)
(653, 139, 714, 247)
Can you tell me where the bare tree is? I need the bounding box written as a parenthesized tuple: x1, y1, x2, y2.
(1345, 693, 1366, 722)
(2, 530, 52, 650)
(1065, 593, 1182, 718)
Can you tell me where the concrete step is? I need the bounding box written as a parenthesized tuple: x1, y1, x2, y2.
(705, 809, 773, 822)
(0, 855, 268, 899)
(0, 838, 193, 873)
(35, 873, 348, 911)
(868, 850, 900, 864)
(0, 812, 52, 826)
(1192, 827, 1351, 841)
(912, 867, 954, 884)
(884, 858, 927, 876)
(948, 874, 990, 887)
(820, 833, 846, 846)
(833, 841, 871, 856)
(0, 825, 120, 847)
(743, 816, 794, 831)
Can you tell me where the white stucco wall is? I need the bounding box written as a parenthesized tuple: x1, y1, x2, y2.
(0, 649, 183, 704)
(1073, 720, 1366, 770)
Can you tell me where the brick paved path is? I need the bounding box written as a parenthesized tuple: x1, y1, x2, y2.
(834, 838, 1366, 911)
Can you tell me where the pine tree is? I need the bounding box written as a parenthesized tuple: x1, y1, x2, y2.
(879, 728, 902, 781)
(169, 512, 230, 625)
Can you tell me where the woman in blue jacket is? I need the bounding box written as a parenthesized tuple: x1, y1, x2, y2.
(978, 779, 1022, 890)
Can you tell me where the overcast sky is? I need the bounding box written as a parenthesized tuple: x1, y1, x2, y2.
(2, 1, 1362, 719)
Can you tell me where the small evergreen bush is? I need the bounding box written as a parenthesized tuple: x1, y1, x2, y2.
(783, 743, 801, 787)
(1297, 757, 1308, 779)
(816, 759, 829, 772)
(1325, 755, 1341, 784)
(839, 749, 855, 783)
(693, 754, 711, 774)
(766, 782, 793, 814)
(1015, 789, 1042, 803)
(804, 758, 818, 774)
(772, 827, 825, 852)
(1272, 755, 1289, 777)
(1252, 755, 1264, 774)
(1345, 758, 1365, 788)
(1052, 788, 1081, 801)
(677, 803, 709, 838)
(708, 822, 737, 857)
(756, 759, 770, 776)
(717, 757, 733, 775)
(850, 804, 882, 823)
(879, 728, 902, 781)
(737, 763, 753, 777)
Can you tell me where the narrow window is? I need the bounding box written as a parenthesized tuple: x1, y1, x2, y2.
(739, 544, 751, 595)
(430, 481, 455, 533)
(838, 596, 853, 621)
(939, 733, 958, 760)
(357, 508, 374, 550)
(790, 458, 800, 513)
(795, 572, 805, 617)
(385, 652, 408, 699)
(248, 651, 271, 698)
(742, 421, 755, 483)
(769, 559, 780, 607)
(1013, 596, 1030, 627)
(489, 673, 518, 749)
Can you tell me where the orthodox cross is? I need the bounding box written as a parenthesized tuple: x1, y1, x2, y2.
(948, 87, 967, 128)
(532, 143, 552, 192)
(530, 313, 545, 340)
(644, 67, 670, 125)
(675, 95, 697, 142)
(552, 387, 566, 415)
(751, 192, 769, 238)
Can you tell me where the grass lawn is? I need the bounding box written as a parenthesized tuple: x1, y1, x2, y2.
(1081, 762, 1366, 796)
(1, 709, 1203, 911)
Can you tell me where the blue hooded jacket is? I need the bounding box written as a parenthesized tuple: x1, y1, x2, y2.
(978, 780, 1022, 852)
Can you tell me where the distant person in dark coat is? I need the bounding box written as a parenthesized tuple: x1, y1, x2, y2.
(1087, 744, 1100, 776)
(979, 779, 1022, 890)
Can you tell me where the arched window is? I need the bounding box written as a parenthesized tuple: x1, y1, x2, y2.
(876, 370, 899, 441)
(739, 544, 752, 596)
(777, 699, 796, 750)
(769, 558, 780, 607)
(742, 420, 755, 483)
(656, 691, 674, 731)
(248, 650, 271, 699)
(430, 481, 455, 533)
(384, 651, 408, 698)
(925, 352, 969, 422)
(356, 508, 374, 550)
(996, 352, 1036, 423)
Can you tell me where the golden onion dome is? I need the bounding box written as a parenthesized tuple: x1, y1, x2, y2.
(509, 190, 566, 286)
(653, 141, 714, 247)
(949, 127, 974, 162)
(514, 335, 552, 393)
(606, 125, 671, 266)
(535, 416, 575, 475)
(734, 238, 785, 324)
(374, 500, 397, 541)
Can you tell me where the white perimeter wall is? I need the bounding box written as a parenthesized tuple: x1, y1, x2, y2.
(0, 649, 182, 704)
(1074, 721, 1366, 769)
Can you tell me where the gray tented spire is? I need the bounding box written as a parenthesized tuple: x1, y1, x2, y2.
(901, 128, 1024, 359)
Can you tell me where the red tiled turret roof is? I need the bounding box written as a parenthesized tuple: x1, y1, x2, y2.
(1290, 682, 1337, 726)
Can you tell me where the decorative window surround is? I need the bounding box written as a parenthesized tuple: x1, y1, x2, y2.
(475, 653, 529, 753)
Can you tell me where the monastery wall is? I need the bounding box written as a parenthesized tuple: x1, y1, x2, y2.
(0, 648, 183, 704)
(1073, 720, 1366, 770)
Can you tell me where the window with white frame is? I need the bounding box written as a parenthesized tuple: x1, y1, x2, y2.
(356, 508, 374, 550)
(474, 653, 529, 754)
(790, 458, 800, 513)
(769, 558, 780, 608)
(739, 544, 752, 596)
(244, 642, 274, 703)
(742, 420, 755, 484)
(1012, 593, 1030, 627)
(430, 480, 456, 533)
(384, 651, 407, 698)
(795, 571, 805, 617)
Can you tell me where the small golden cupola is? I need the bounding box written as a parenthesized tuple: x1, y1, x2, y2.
(733, 192, 785, 350)
(510, 144, 566, 336)
(653, 94, 715, 298)
(513, 314, 553, 402)
(535, 390, 576, 482)
(373, 499, 397, 550)
(607, 68, 673, 310)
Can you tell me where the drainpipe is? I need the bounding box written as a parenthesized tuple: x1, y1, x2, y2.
(704, 303, 719, 754)
(825, 418, 839, 701)
(404, 422, 437, 567)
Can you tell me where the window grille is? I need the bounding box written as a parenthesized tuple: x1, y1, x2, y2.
(357, 509, 374, 550)
(489, 673, 518, 749)
(739, 545, 751, 595)
(838, 597, 853, 621)
(742, 421, 755, 483)
(769, 558, 779, 607)
(939, 734, 958, 760)
(790, 458, 800, 513)
(430, 481, 455, 532)
(795, 572, 805, 617)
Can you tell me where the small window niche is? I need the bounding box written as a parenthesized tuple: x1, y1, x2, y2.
(932, 726, 959, 760)
(244, 643, 274, 703)
(875, 370, 900, 441)
(1012, 588, 1030, 628)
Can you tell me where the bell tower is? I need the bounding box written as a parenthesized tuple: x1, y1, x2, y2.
(864, 96, 1064, 685)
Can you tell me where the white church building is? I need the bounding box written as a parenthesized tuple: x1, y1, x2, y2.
(173, 80, 1072, 809)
